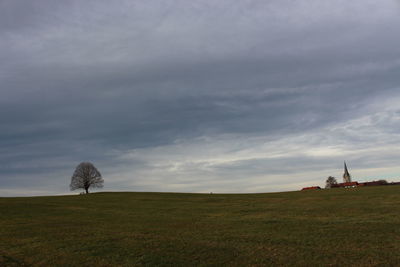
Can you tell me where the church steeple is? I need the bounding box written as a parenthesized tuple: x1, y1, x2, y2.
(343, 161, 351, 183)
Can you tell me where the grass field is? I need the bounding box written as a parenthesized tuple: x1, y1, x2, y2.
(1, 186, 400, 266)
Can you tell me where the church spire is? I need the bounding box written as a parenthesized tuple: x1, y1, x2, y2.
(343, 161, 352, 183)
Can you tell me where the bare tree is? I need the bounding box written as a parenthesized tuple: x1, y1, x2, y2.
(70, 162, 104, 194)
(378, 179, 388, 185)
(325, 176, 337, 189)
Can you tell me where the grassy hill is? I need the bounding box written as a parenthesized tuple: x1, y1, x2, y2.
(1, 186, 400, 266)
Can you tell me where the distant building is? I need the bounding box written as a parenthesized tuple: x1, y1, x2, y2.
(329, 162, 358, 188)
(301, 161, 400, 191)
(332, 181, 359, 188)
(301, 186, 321, 191)
(359, 180, 388, 186)
(343, 161, 351, 183)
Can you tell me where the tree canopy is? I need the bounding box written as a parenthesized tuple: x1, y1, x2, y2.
(70, 162, 104, 194)
(325, 176, 337, 189)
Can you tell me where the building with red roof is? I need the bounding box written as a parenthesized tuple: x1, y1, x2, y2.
(301, 186, 321, 191)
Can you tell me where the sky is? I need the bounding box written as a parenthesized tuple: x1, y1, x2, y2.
(1, 0, 400, 196)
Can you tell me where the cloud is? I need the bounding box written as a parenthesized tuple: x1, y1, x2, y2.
(100, 95, 400, 193)
(1, 0, 400, 195)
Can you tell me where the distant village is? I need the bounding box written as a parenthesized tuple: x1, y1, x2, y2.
(302, 162, 400, 191)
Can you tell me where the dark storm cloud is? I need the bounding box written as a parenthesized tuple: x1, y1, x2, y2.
(1, 0, 400, 195)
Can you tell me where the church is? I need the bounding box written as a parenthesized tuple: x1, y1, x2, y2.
(343, 162, 351, 183)
(331, 162, 359, 188)
(302, 161, 398, 191)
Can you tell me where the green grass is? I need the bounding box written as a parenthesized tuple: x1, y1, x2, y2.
(1, 186, 400, 266)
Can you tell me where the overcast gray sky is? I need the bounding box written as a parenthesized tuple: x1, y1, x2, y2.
(1, 0, 400, 196)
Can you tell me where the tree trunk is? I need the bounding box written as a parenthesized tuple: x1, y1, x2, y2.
(85, 188, 89, 194)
